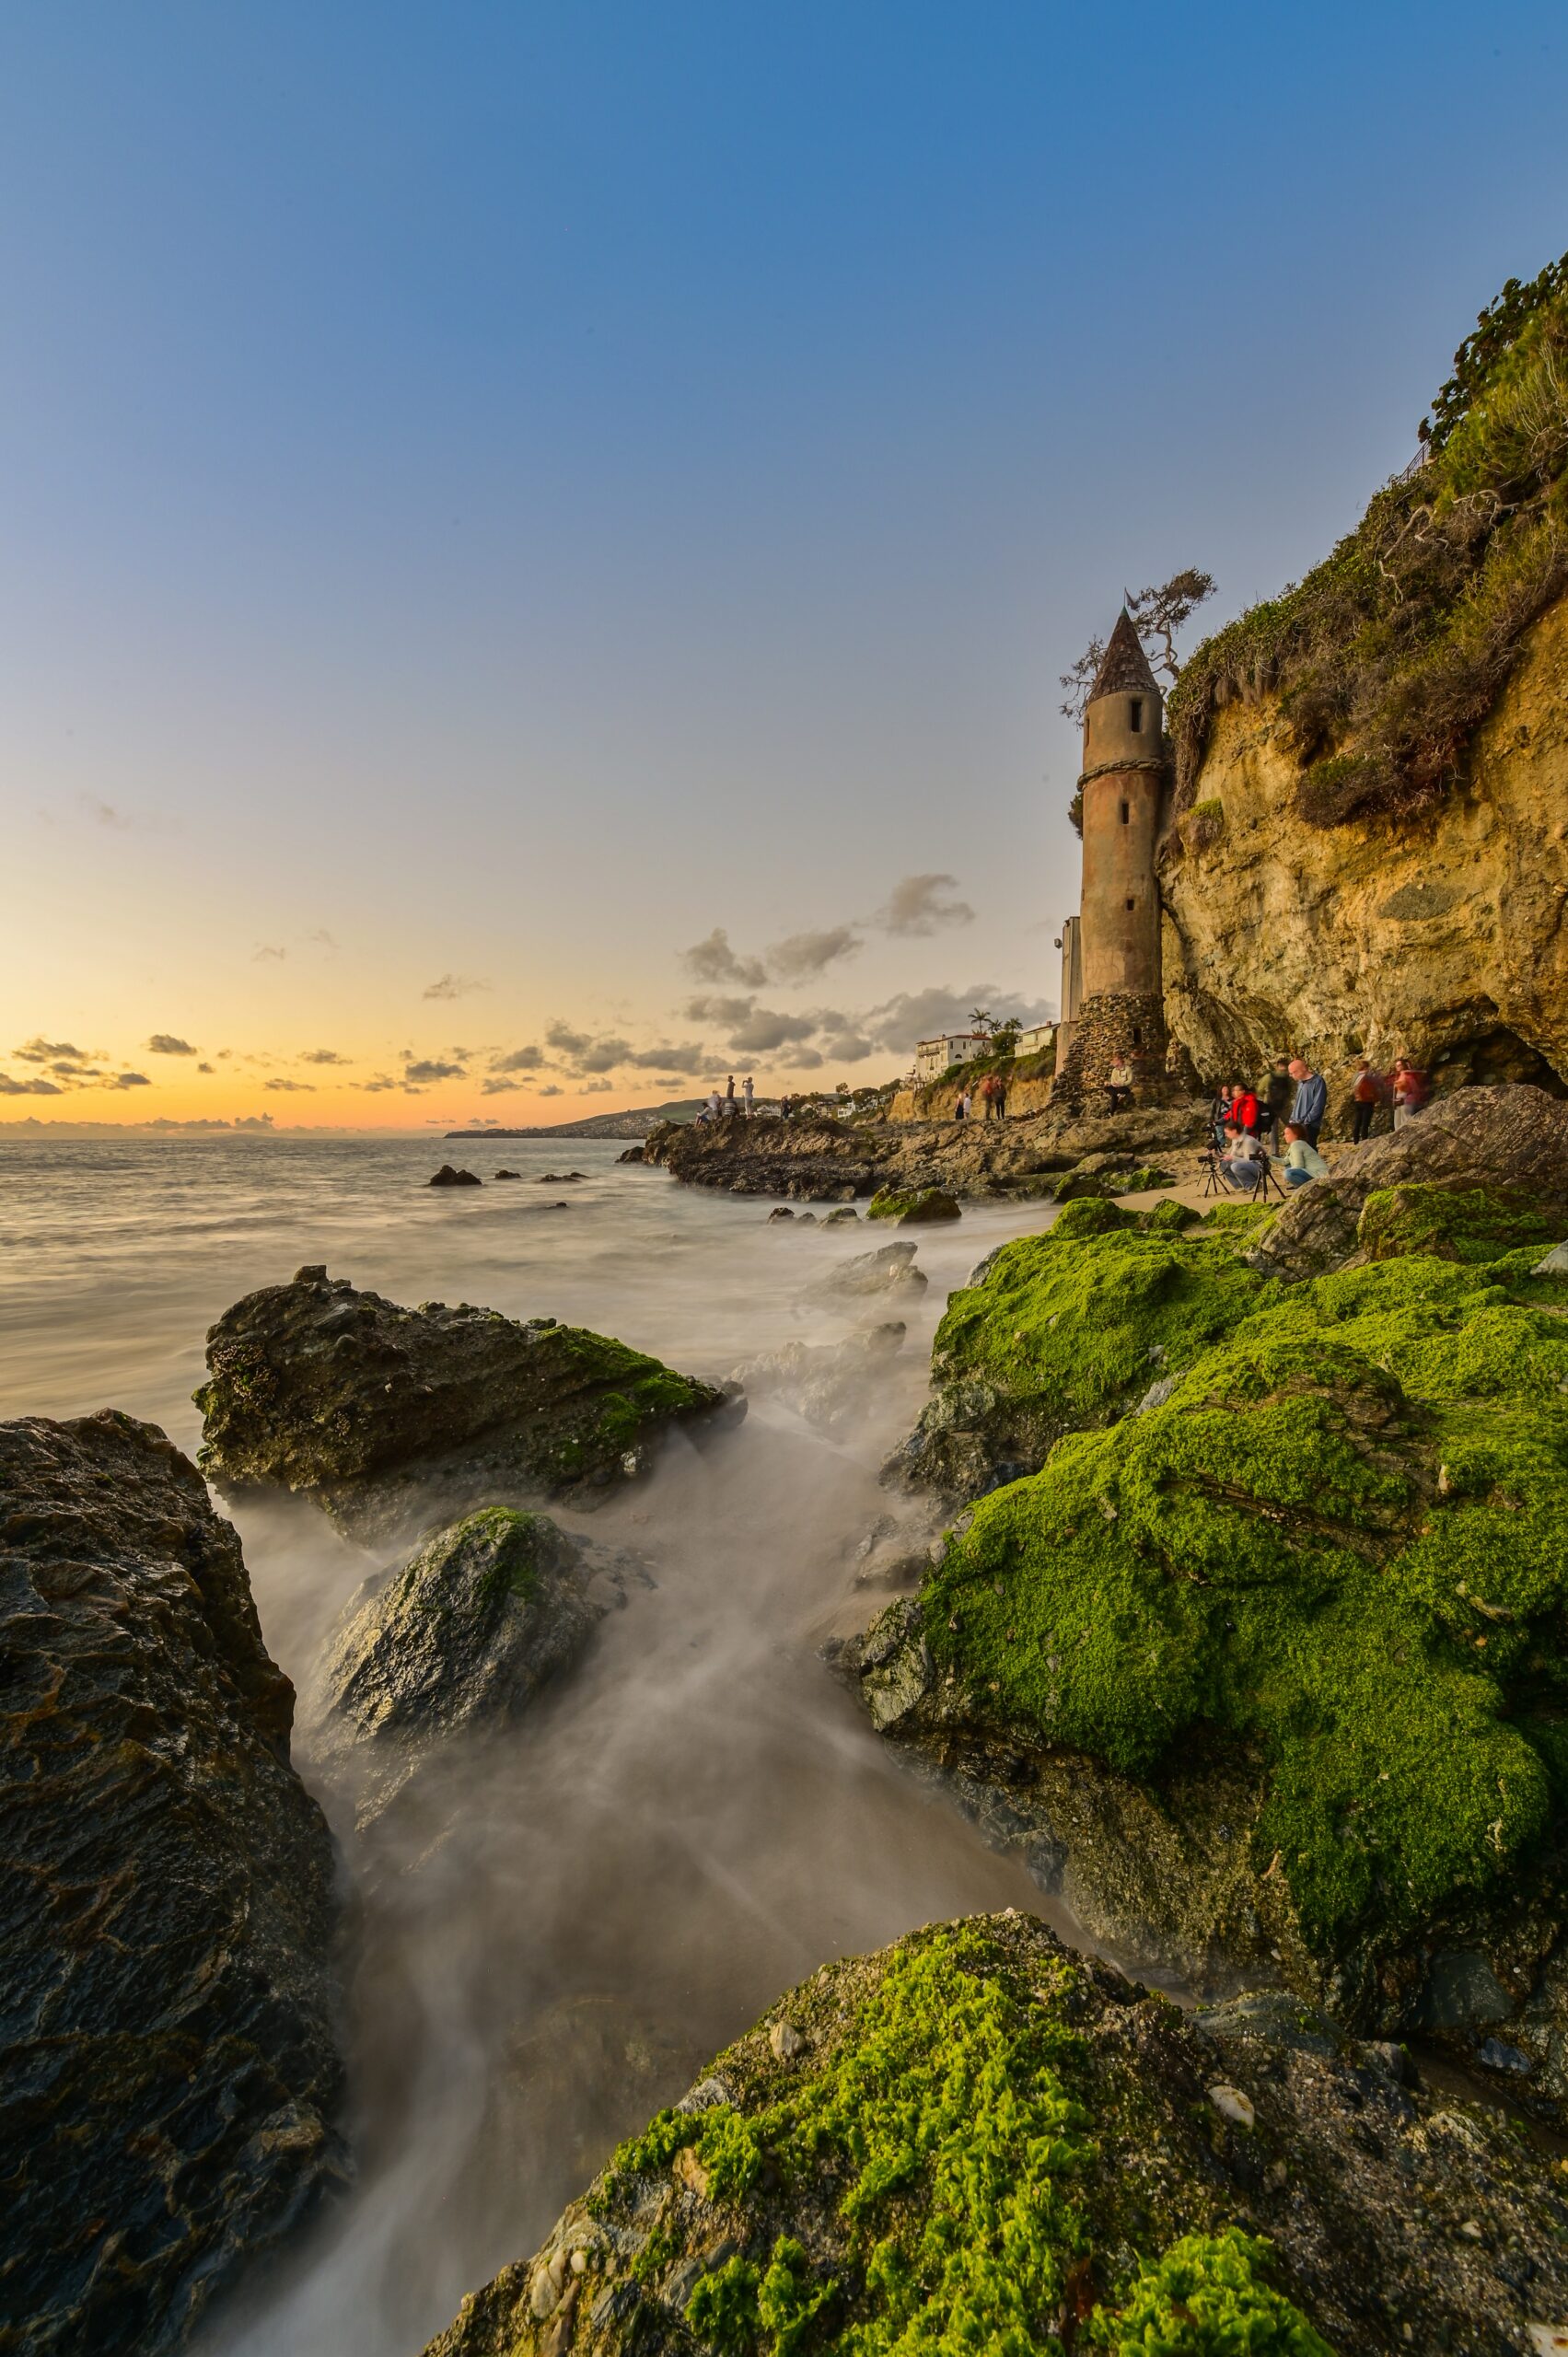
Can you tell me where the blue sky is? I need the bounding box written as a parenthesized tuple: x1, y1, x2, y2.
(3, 1, 1565, 1125)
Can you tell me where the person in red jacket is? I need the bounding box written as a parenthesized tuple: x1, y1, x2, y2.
(1228, 1082, 1260, 1138)
(1349, 1057, 1380, 1144)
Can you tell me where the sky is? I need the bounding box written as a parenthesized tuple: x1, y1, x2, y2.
(3, 1, 1565, 1132)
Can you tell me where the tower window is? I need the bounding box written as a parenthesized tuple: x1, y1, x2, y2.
(1130, 697, 1144, 732)
(1125, 897, 1135, 911)
(1132, 1026, 1143, 1048)
(1120, 799, 1130, 824)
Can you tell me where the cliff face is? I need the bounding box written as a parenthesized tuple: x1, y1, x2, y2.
(1159, 593, 1568, 1094)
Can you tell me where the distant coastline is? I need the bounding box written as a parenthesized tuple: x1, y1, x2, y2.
(445, 1099, 700, 1142)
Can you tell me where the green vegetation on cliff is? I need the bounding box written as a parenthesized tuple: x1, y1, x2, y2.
(1168, 250, 1568, 828)
(923, 1241, 1568, 1968)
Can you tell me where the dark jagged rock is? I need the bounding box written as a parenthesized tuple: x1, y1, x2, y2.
(0, 1411, 344, 2357)
(616, 1145, 645, 1164)
(415, 1911, 1568, 2357)
(429, 1165, 482, 1187)
(306, 1507, 644, 1828)
(804, 1241, 929, 1304)
(538, 1172, 587, 1183)
(728, 1323, 906, 1434)
(196, 1266, 730, 1544)
(494, 1168, 522, 1179)
(1250, 1084, 1568, 1282)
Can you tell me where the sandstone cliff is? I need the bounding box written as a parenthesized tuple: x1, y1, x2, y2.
(1160, 591, 1568, 1096)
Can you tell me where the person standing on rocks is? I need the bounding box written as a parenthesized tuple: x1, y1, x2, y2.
(954, 1087, 969, 1122)
(1106, 1059, 1133, 1115)
(1265, 1058, 1294, 1152)
(1288, 1058, 1328, 1147)
(742, 1074, 754, 1118)
(1391, 1059, 1429, 1127)
(725, 1075, 737, 1116)
(1350, 1058, 1380, 1144)
(993, 1070, 1007, 1121)
(704, 1088, 722, 1122)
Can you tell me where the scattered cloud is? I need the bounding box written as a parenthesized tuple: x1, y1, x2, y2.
(858, 984, 1054, 1049)
(263, 1077, 316, 1092)
(253, 943, 286, 961)
(0, 1072, 64, 1095)
(404, 1058, 466, 1083)
(623, 1041, 707, 1075)
(544, 1020, 633, 1074)
(767, 924, 863, 982)
(359, 1076, 399, 1093)
(14, 1038, 88, 1065)
(424, 974, 488, 1001)
(576, 1079, 614, 1095)
(680, 928, 769, 988)
(305, 929, 338, 953)
(537, 1083, 563, 1097)
(480, 1076, 521, 1094)
(196, 1062, 215, 1074)
(877, 873, 975, 936)
(106, 1071, 152, 1089)
(145, 1118, 237, 1132)
(490, 1045, 544, 1073)
(145, 1034, 196, 1056)
(299, 1048, 350, 1065)
(682, 993, 754, 1028)
(234, 1114, 275, 1130)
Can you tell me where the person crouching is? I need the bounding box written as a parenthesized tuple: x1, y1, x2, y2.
(1282, 1122, 1330, 1189)
(1223, 1124, 1264, 1190)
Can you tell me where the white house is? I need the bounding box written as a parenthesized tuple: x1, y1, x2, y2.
(1013, 1022, 1055, 1057)
(914, 1032, 991, 1086)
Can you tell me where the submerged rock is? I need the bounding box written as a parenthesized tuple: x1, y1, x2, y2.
(805, 1241, 928, 1303)
(859, 1212, 1568, 2096)
(415, 1911, 1568, 2357)
(430, 1164, 482, 1187)
(0, 1411, 344, 2356)
(728, 1323, 906, 1434)
(307, 1507, 643, 1827)
(197, 1265, 729, 1544)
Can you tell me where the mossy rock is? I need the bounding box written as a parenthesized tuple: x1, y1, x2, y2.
(1112, 1164, 1176, 1194)
(417, 1912, 1568, 2357)
(917, 1245, 1568, 2013)
(883, 1219, 1270, 1500)
(1140, 1197, 1200, 1236)
(866, 1187, 961, 1225)
(1356, 1182, 1560, 1266)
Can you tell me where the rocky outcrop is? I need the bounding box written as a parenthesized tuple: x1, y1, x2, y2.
(196, 1266, 729, 1544)
(1248, 1083, 1568, 1280)
(858, 1205, 1568, 2107)
(415, 1911, 1568, 2357)
(865, 1185, 960, 1224)
(430, 1165, 482, 1187)
(306, 1508, 642, 1829)
(727, 1323, 906, 1434)
(643, 1105, 1205, 1204)
(0, 1411, 344, 2356)
(804, 1241, 928, 1304)
(1161, 594, 1568, 1102)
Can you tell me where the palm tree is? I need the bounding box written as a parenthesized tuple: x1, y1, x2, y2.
(969, 1007, 995, 1037)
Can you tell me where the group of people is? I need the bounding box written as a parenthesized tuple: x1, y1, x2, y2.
(1208, 1051, 1430, 1194)
(697, 1074, 756, 1121)
(952, 1070, 1008, 1123)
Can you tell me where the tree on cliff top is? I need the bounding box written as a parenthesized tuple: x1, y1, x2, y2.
(1058, 569, 1216, 722)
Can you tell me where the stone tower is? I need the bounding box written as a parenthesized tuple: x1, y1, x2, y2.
(1051, 611, 1169, 1107)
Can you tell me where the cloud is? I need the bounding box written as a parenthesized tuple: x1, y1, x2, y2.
(682, 993, 756, 1028)
(263, 1077, 316, 1092)
(299, 1048, 350, 1065)
(859, 984, 1054, 1049)
(403, 1058, 466, 1083)
(576, 1080, 614, 1095)
(480, 1076, 521, 1094)
(253, 944, 286, 961)
(145, 1118, 235, 1132)
(81, 795, 134, 829)
(778, 1045, 824, 1069)
(767, 925, 863, 982)
(877, 874, 975, 936)
(680, 928, 769, 988)
(537, 1083, 563, 1097)
(305, 929, 338, 953)
(424, 974, 488, 1001)
(359, 1076, 399, 1092)
(490, 1045, 544, 1073)
(196, 1062, 215, 1074)
(721, 1004, 820, 1055)
(0, 1072, 64, 1095)
(145, 1034, 197, 1056)
(15, 1037, 87, 1064)
(623, 1041, 708, 1075)
(106, 1071, 152, 1089)
(544, 1020, 633, 1074)
(234, 1114, 275, 1130)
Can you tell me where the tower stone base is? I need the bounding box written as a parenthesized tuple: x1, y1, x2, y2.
(1049, 991, 1173, 1116)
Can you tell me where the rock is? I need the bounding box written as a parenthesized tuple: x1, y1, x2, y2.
(767, 2019, 805, 2061)
(196, 1267, 729, 1544)
(414, 1911, 1568, 2357)
(430, 1164, 482, 1187)
(1536, 1241, 1568, 1275)
(807, 1242, 928, 1303)
(494, 1168, 522, 1179)
(1206, 2084, 1256, 2129)
(0, 1411, 344, 2356)
(823, 1206, 860, 1225)
(617, 1146, 645, 1165)
(538, 1172, 587, 1182)
(728, 1325, 906, 1434)
(767, 1207, 796, 1222)
(796, 1212, 818, 1226)
(305, 1508, 643, 1827)
(866, 1186, 961, 1225)
(1249, 1085, 1568, 1282)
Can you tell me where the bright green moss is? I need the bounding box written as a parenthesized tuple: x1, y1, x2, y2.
(621, 1931, 1325, 2357)
(925, 1248, 1568, 1959)
(1051, 1198, 1138, 1238)
(1087, 2227, 1331, 2356)
(1357, 1183, 1560, 1265)
(867, 1188, 961, 1225)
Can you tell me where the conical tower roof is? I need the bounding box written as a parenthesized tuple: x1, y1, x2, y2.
(1087, 610, 1159, 702)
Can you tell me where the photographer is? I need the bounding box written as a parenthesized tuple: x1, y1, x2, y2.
(1222, 1124, 1266, 1191)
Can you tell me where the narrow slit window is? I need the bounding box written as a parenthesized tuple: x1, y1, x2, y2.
(1120, 798, 1130, 824)
(1125, 896, 1135, 911)
(1130, 697, 1144, 732)
(1132, 1026, 1143, 1048)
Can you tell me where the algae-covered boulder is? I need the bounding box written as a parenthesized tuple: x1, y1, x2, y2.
(858, 1239, 1568, 2061)
(1250, 1084, 1568, 1282)
(883, 1215, 1271, 1501)
(1356, 1182, 1560, 1265)
(0, 1411, 344, 2356)
(415, 1911, 1568, 2357)
(197, 1265, 729, 1544)
(306, 1507, 642, 1828)
(865, 1185, 961, 1225)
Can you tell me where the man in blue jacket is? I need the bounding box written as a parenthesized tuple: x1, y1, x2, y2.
(1287, 1058, 1328, 1147)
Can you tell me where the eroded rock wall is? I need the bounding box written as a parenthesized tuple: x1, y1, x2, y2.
(1160, 594, 1568, 1096)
